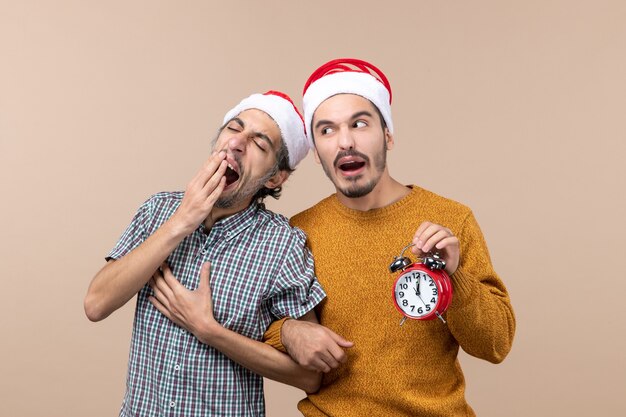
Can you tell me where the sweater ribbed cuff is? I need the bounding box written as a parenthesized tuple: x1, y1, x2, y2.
(262, 317, 291, 353)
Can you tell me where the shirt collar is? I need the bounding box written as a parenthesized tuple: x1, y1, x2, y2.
(198, 202, 260, 239)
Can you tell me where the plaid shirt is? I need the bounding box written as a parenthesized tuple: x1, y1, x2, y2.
(107, 192, 325, 417)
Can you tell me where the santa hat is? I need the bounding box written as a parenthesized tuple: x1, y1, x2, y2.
(222, 90, 308, 169)
(302, 58, 393, 148)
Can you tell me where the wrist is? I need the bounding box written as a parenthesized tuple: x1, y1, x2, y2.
(280, 317, 295, 352)
(166, 212, 198, 238)
(195, 318, 222, 346)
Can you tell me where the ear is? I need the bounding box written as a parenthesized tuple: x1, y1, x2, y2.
(385, 128, 394, 150)
(264, 170, 290, 189)
(313, 148, 321, 164)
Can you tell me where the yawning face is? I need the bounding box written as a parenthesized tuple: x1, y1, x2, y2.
(311, 94, 390, 198)
(224, 162, 240, 187)
(211, 109, 284, 209)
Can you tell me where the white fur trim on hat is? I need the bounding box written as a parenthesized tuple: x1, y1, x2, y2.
(302, 71, 393, 149)
(222, 92, 308, 169)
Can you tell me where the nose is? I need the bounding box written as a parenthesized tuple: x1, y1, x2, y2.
(337, 125, 355, 150)
(227, 132, 247, 155)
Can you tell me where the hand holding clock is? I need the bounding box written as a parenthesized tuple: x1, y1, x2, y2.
(411, 221, 460, 276)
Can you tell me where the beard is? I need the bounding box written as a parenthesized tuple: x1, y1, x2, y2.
(320, 140, 387, 199)
(214, 154, 278, 209)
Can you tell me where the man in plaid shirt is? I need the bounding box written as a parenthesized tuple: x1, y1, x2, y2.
(84, 91, 326, 417)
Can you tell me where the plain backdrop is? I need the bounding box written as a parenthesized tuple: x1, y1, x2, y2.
(1, 1, 625, 416)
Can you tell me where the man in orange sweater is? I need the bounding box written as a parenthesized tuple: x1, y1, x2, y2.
(263, 59, 516, 416)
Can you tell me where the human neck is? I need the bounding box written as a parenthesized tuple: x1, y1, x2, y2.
(203, 199, 252, 229)
(335, 173, 410, 211)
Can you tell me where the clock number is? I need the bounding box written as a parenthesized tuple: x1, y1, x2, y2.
(425, 304, 431, 312)
(405, 276, 412, 283)
(430, 298, 436, 303)
(410, 305, 415, 312)
(399, 291, 405, 298)
(400, 283, 408, 290)
(432, 288, 438, 295)
(402, 300, 408, 307)
(417, 307, 423, 314)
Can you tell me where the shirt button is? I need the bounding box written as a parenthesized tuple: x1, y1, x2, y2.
(169, 401, 176, 408)
(174, 364, 180, 371)
(180, 328, 186, 334)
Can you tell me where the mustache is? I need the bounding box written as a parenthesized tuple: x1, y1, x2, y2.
(231, 152, 243, 176)
(334, 150, 370, 167)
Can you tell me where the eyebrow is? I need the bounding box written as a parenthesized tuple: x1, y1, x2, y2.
(314, 110, 375, 130)
(229, 117, 275, 150)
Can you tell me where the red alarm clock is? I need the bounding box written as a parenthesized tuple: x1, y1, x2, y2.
(389, 244, 453, 325)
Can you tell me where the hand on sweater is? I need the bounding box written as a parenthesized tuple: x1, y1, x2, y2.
(411, 221, 460, 275)
(282, 320, 354, 373)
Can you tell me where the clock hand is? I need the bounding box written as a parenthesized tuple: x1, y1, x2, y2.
(415, 292, 427, 307)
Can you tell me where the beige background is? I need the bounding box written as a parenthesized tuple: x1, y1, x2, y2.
(1, 1, 625, 416)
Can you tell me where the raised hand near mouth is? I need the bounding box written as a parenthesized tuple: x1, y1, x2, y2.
(170, 151, 228, 235)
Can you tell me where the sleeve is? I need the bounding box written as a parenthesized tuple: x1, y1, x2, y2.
(105, 197, 153, 261)
(262, 317, 290, 352)
(445, 210, 516, 364)
(265, 230, 326, 320)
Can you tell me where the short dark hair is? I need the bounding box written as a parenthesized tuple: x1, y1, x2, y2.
(252, 137, 293, 203)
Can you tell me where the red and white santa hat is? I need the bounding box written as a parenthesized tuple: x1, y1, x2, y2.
(222, 90, 308, 169)
(302, 58, 394, 148)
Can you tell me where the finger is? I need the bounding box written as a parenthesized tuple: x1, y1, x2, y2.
(189, 151, 227, 191)
(329, 331, 354, 349)
(320, 351, 341, 370)
(434, 236, 459, 251)
(410, 244, 426, 257)
(421, 229, 453, 253)
(200, 162, 227, 199)
(198, 262, 212, 291)
(150, 279, 173, 311)
(413, 222, 432, 242)
(415, 223, 448, 252)
(199, 151, 227, 180)
(309, 358, 331, 373)
(161, 263, 182, 290)
(152, 269, 176, 301)
(326, 334, 352, 365)
(411, 222, 433, 252)
(149, 295, 173, 321)
(324, 346, 346, 367)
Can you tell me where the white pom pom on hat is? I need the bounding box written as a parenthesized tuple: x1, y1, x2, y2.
(222, 91, 308, 169)
(302, 58, 394, 149)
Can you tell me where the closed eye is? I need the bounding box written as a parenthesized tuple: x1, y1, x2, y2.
(227, 123, 242, 133)
(252, 138, 268, 152)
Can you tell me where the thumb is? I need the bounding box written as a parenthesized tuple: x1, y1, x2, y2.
(329, 329, 354, 348)
(410, 244, 425, 257)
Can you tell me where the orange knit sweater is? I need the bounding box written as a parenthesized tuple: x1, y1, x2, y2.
(265, 186, 515, 416)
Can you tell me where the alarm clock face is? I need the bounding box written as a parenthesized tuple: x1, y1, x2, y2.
(393, 268, 441, 319)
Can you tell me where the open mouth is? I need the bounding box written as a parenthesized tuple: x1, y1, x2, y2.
(225, 164, 240, 186)
(338, 160, 366, 173)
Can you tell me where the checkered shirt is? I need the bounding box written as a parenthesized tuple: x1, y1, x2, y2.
(107, 192, 326, 417)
